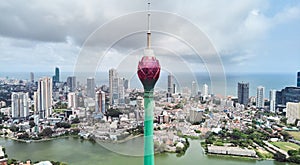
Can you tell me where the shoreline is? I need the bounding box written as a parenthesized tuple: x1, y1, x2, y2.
(2, 133, 143, 144)
(1, 135, 78, 143)
(93, 134, 143, 144)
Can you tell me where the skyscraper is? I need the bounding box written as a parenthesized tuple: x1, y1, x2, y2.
(52, 67, 60, 85)
(269, 89, 276, 113)
(191, 81, 197, 97)
(95, 90, 106, 114)
(109, 68, 118, 105)
(297, 71, 300, 87)
(256, 86, 265, 108)
(167, 74, 173, 93)
(238, 82, 249, 105)
(55, 67, 60, 83)
(37, 77, 53, 119)
(67, 76, 76, 92)
(86, 77, 95, 98)
(11, 92, 29, 118)
(118, 78, 125, 104)
(30, 72, 34, 83)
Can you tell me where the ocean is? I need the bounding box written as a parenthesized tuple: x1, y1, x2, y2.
(0, 72, 297, 97)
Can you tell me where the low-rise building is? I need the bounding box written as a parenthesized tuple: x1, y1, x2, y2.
(207, 145, 256, 157)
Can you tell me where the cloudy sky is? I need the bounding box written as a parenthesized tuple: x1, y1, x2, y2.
(0, 0, 299, 74)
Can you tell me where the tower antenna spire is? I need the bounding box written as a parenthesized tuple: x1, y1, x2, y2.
(147, 1, 151, 49)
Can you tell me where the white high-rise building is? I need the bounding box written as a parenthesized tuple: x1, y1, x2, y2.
(256, 86, 265, 108)
(286, 102, 300, 124)
(269, 89, 276, 113)
(86, 77, 95, 98)
(202, 84, 208, 99)
(11, 92, 29, 118)
(37, 77, 53, 119)
(33, 91, 38, 114)
(68, 92, 77, 109)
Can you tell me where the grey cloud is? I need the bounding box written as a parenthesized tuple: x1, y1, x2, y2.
(0, 0, 300, 73)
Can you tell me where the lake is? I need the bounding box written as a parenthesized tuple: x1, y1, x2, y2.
(0, 137, 293, 165)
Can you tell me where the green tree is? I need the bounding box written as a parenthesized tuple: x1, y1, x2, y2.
(281, 131, 291, 141)
(9, 125, 19, 132)
(287, 156, 300, 164)
(106, 108, 122, 117)
(288, 150, 299, 156)
(274, 152, 287, 162)
(40, 127, 53, 137)
(18, 132, 29, 140)
(71, 117, 80, 124)
(280, 117, 288, 125)
(29, 120, 36, 128)
(56, 122, 71, 129)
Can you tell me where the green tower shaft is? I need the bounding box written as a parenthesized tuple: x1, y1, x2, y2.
(144, 90, 154, 165)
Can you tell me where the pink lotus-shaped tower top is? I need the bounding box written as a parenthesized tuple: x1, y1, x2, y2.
(137, 53, 161, 90)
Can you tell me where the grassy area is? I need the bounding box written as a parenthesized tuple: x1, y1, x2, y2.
(287, 131, 300, 141)
(255, 149, 273, 159)
(270, 142, 300, 152)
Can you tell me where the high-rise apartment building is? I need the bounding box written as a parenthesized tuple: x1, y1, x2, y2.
(256, 86, 265, 108)
(109, 69, 118, 105)
(37, 77, 53, 119)
(11, 92, 29, 118)
(86, 77, 95, 98)
(238, 82, 249, 105)
(118, 78, 125, 104)
(68, 92, 78, 109)
(269, 89, 276, 113)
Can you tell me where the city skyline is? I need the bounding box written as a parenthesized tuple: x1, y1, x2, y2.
(0, 0, 299, 74)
